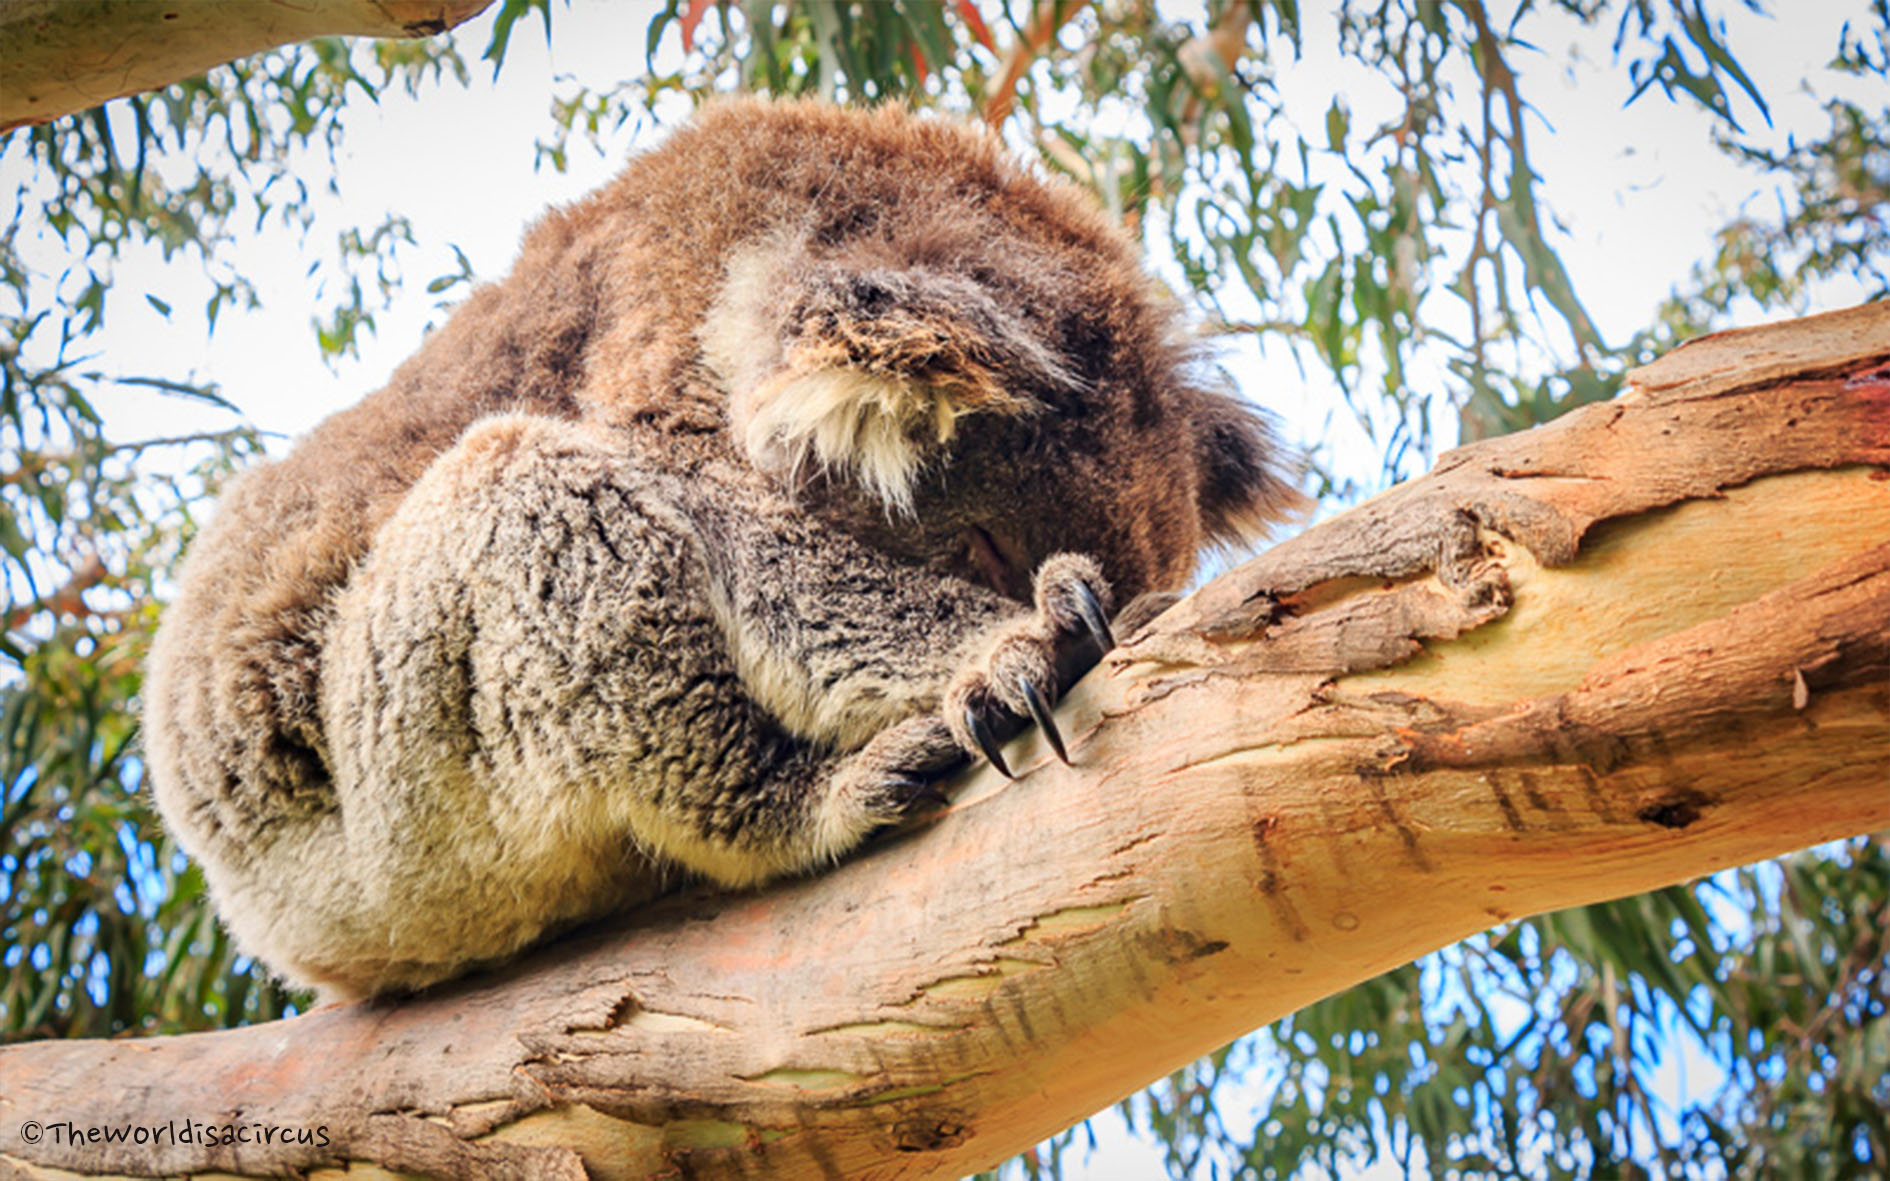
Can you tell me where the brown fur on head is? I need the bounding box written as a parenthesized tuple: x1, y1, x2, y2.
(631, 97, 1306, 596)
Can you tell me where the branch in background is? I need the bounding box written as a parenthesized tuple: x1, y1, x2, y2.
(0, 0, 495, 131)
(982, 0, 1091, 128)
(1453, 0, 1607, 359)
(1210, 316, 1303, 337)
(4, 554, 107, 633)
(1174, 0, 1253, 129)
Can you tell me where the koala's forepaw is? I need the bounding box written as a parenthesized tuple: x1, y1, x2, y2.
(845, 715, 968, 826)
(944, 553, 1116, 779)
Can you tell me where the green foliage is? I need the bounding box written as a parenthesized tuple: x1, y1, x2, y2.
(641, 0, 974, 100)
(0, 310, 278, 1034)
(8, 35, 470, 361)
(1, 175, 277, 1032)
(0, 438, 293, 1038)
(2, 1, 1885, 1177)
(1, 29, 482, 1039)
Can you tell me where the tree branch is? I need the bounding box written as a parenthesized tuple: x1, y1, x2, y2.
(1, 304, 1886, 1179)
(0, 0, 494, 131)
(981, 0, 1089, 129)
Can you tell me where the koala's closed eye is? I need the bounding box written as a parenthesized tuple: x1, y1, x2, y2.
(143, 97, 1301, 1000)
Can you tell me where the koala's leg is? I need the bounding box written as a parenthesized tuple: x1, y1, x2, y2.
(303, 414, 1001, 989)
(162, 412, 755, 996)
(310, 413, 816, 990)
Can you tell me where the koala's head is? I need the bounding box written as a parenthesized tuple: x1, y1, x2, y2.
(690, 99, 1304, 601)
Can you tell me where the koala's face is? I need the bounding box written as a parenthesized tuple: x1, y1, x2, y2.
(693, 102, 1301, 602)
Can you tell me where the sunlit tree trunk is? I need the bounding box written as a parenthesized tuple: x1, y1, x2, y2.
(1, 306, 1885, 1180)
(0, 0, 493, 131)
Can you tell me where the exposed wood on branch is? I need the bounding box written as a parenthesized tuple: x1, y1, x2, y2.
(1, 304, 1886, 1179)
(0, 0, 494, 132)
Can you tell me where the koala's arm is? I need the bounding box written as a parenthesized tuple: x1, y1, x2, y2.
(700, 500, 1125, 773)
(689, 500, 1013, 752)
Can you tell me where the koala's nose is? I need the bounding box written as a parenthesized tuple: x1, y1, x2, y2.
(848, 275, 894, 314)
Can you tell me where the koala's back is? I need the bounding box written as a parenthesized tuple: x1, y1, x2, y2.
(143, 206, 599, 833)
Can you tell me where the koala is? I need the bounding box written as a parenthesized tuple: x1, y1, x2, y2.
(142, 98, 1302, 1000)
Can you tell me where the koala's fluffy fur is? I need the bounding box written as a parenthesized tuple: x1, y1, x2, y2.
(144, 99, 1302, 999)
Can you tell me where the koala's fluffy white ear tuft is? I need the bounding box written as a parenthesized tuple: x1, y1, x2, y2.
(740, 368, 974, 512)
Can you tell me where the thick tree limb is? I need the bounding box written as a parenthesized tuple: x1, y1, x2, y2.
(0, 0, 493, 132)
(1, 304, 1886, 1179)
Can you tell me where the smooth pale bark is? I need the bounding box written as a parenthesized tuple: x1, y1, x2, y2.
(0, 0, 493, 131)
(1, 304, 1886, 1180)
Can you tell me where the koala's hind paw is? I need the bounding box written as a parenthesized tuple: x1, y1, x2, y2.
(944, 553, 1116, 779)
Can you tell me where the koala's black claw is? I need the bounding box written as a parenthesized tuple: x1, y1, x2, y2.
(1075, 582, 1116, 652)
(965, 705, 1014, 779)
(1017, 674, 1068, 764)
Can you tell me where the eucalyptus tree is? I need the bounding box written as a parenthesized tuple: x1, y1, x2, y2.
(1, 2, 1883, 1176)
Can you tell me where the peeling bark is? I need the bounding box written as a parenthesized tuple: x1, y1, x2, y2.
(1, 304, 1886, 1179)
(0, 0, 494, 131)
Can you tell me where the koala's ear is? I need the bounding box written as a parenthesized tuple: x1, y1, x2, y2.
(1192, 389, 1308, 547)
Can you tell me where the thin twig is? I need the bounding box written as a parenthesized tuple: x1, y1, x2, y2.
(982, 0, 1091, 128)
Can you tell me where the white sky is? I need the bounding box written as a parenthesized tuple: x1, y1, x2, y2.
(2, 1, 1878, 1176)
